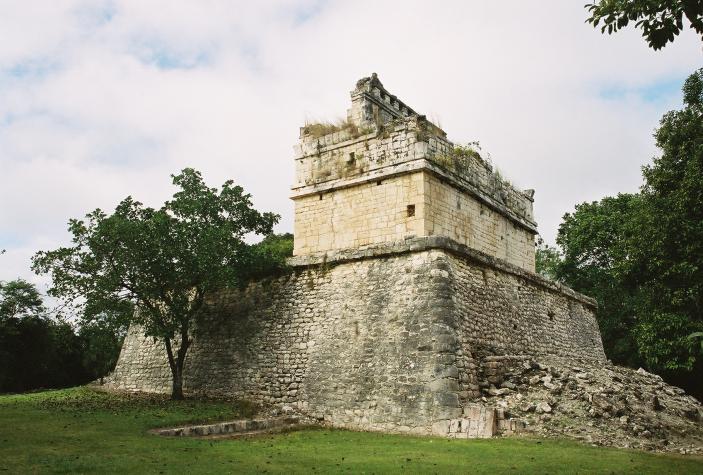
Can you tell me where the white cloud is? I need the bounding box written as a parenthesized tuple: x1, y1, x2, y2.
(0, 0, 700, 289)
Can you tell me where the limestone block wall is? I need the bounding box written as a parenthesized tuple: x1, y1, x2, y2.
(293, 117, 534, 230)
(347, 73, 418, 129)
(425, 133, 534, 225)
(111, 328, 173, 393)
(445, 249, 605, 375)
(292, 113, 537, 269)
(293, 172, 425, 255)
(423, 174, 535, 271)
(294, 170, 535, 271)
(110, 237, 604, 436)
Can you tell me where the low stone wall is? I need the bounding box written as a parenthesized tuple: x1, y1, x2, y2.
(151, 417, 301, 438)
(109, 237, 603, 436)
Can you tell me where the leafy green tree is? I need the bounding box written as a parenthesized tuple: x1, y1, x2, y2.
(554, 70, 703, 395)
(691, 332, 703, 351)
(79, 320, 127, 384)
(79, 298, 131, 383)
(632, 68, 703, 371)
(535, 237, 562, 281)
(245, 233, 294, 280)
(0, 278, 45, 320)
(0, 279, 89, 392)
(46, 318, 90, 389)
(0, 279, 46, 390)
(585, 0, 703, 50)
(33, 169, 280, 399)
(555, 194, 645, 367)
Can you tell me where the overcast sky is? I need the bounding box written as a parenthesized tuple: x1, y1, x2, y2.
(0, 0, 701, 291)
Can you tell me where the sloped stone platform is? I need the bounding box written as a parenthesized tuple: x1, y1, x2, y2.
(110, 237, 604, 436)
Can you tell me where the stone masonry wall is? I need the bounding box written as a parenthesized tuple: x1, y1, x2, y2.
(347, 73, 418, 129)
(453, 254, 604, 359)
(292, 111, 537, 269)
(293, 117, 427, 190)
(111, 247, 463, 434)
(294, 171, 535, 271)
(447, 252, 605, 407)
(293, 172, 425, 255)
(110, 238, 603, 436)
(293, 117, 535, 232)
(423, 173, 535, 271)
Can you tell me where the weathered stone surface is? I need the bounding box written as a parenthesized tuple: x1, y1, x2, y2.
(109, 239, 604, 436)
(448, 405, 496, 438)
(292, 74, 536, 270)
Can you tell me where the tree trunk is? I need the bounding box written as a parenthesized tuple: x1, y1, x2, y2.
(164, 337, 185, 400)
(175, 323, 190, 400)
(163, 325, 191, 401)
(171, 364, 184, 400)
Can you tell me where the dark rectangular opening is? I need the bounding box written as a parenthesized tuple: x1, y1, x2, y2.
(407, 204, 415, 217)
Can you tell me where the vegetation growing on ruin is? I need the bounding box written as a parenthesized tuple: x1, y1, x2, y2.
(302, 120, 352, 138)
(302, 118, 371, 140)
(431, 142, 517, 192)
(1, 387, 701, 474)
(453, 141, 487, 163)
(431, 142, 482, 172)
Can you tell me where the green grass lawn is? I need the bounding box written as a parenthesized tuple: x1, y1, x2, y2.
(1, 387, 701, 474)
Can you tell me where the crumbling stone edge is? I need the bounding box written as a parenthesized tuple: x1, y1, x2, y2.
(288, 236, 596, 308)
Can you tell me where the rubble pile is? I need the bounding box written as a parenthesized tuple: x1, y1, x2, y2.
(478, 355, 703, 454)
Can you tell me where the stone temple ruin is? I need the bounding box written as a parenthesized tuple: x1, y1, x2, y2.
(110, 75, 703, 450)
(292, 74, 536, 271)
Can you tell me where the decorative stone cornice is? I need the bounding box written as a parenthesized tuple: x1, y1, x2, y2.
(351, 73, 419, 124)
(290, 156, 538, 234)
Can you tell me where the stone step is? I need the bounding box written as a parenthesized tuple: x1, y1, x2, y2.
(150, 416, 300, 438)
